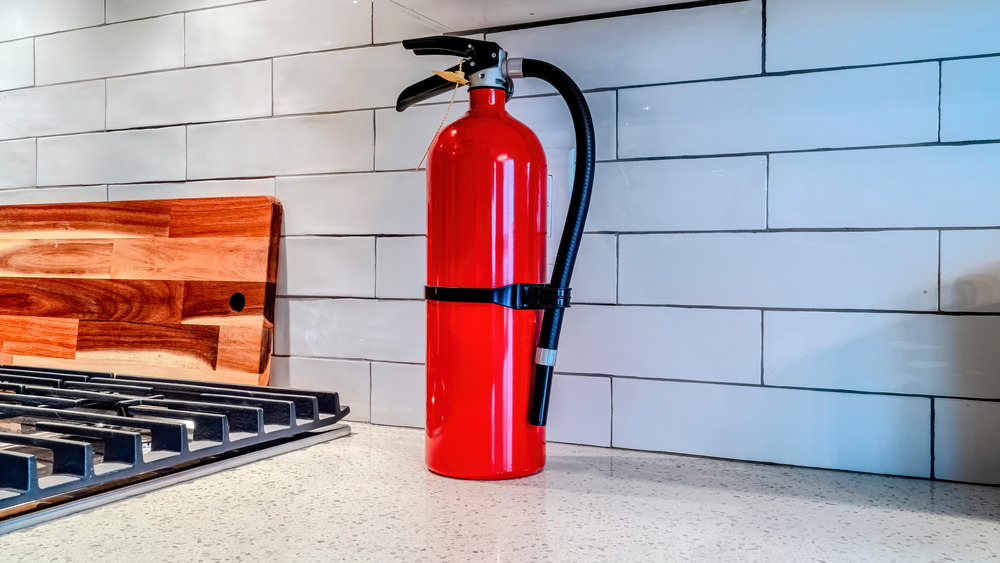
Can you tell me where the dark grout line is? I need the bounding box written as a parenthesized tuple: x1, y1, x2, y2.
(764, 153, 770, 229)
(272, 353, 424, 367)
(272, 295, 1000, 318)
(556, 372, 1000, 404)
(930, 399, 936, 479)
(937, 61, 943, 142)
(473, 0, 747, 36)
(600, 225, 1000, 234)
(759, 310, 765, 385)
(760, 0, 767, 74)
(610, 138, 1000, 162)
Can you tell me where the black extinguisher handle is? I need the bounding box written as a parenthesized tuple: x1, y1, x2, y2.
(402, 36, 502, 61)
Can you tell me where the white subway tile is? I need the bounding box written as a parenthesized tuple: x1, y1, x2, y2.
(547, 374, 611, 447)
(941, 56, 1000, 142)
(935, 399, 1000, 484)
(588, 157, 767, 232)
(941, 230, 1000, 312)
(274, 299, 291, 355)
(0, 185, 106, 205)
(276, 172, 426, 236)
(268, 355, 291, 387)
(614, 378, 931, 477)
(620, 232, 939, 310)
(376, 236, 425, 299)
(35, 16, 184, 85)
(765, 311, 1000, 398)
(371, 362, 424, 427)
(279, 237, 375, 298)
(185, 0, 372, 66)
(187, 112, 374, 179)
(108, 178, 275, 201)
(284, 298, 425, 363)
(375, 91, 615, 170)
(37, 128, 186, 186)
(374, 105, 452, 171)
(0, 0, 104, 42)
(558, 305, 761, 384)
(619, 63, 939, 157)
(0, 39, 33, 91)
(106, 0, 250, 23)
(275, 44, 460, 115)
(571, 234, 616, 304)
(372, 0, 451, 44)
(767, 0, 1000, 72)
(373, 233, 609, 301)
(508, 91, 616, 162)
(280, 356, 371, 422)
(770, 145, 1000, 229)
(0, 139, 35, 189)
(107, 61, 271, 129)
(0, 81, 105, 140)
(490, 1, 761, 96)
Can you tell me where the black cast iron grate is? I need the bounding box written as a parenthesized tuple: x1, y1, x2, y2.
(0, 365, 349, 520)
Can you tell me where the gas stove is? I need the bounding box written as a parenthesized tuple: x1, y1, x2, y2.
(0, 365, 350, 534)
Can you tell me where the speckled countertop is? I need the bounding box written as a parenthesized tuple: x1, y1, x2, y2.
(2, 423, 999, 562)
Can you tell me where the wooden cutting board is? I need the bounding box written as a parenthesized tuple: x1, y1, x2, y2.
(0, 196, 281, 385)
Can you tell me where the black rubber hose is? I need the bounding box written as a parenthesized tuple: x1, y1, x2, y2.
(521, 59, 596, 426)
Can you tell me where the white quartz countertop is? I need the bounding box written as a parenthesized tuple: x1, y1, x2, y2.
(2, 423, 999, 562)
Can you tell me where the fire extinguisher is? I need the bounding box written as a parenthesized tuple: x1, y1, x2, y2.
(397, 36, 595, 479)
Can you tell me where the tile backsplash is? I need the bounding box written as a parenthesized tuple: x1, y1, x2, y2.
(1, 0, 999, 484)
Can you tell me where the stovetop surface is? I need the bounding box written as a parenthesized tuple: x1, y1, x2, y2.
(0, 364, 349, 529)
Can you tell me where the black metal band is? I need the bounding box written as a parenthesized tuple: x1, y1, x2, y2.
(425, 284, 570, 310)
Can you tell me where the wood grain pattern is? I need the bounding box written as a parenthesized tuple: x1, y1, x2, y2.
(0, 201, 170, 239)
(217, 325, 268, 373)
(77, 321, 220, 370)
(110, 237, 270, 282)
(0, 315, 78, 359)
(0, 197, 281, 385)
(181, 281, 274, 324)
(0, 240, 113, 278)
(169, 196, 278, 238)
(0, 278, 183, 322)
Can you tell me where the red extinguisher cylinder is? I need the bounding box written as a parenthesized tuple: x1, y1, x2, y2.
(425, 88, 547, 479)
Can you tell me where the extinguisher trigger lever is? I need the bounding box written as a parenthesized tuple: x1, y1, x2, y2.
(398, 36, 510, 111)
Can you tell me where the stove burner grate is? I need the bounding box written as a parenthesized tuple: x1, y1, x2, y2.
(0, 365, 349, 527)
